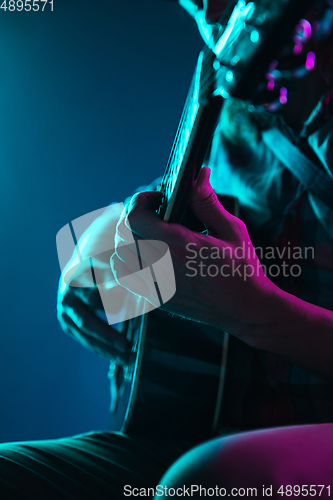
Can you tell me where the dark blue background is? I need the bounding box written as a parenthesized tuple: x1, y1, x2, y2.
(0, 0, 203, 442)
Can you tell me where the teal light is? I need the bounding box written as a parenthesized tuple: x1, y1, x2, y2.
(213, 0, 255, 57)
(250, 30, 259, 43)
(214, 87, 230, 99)
(230, 55, 240, 66)
(225, 70, 234, 82)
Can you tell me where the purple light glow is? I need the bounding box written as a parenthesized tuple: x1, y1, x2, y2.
(305, 52, 316, 71)
(294, 19, 312, 43)
(293, 43, 303, 55)
(279, 87, 287, 105)
(268, 60, 278, 71)
(267, 81, 275, 91)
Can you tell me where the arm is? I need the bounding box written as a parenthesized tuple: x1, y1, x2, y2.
(244, 286, 333, 383)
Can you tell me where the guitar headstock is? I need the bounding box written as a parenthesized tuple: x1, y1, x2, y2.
(202, 0, 333, 111)
(159, 0, 333, 224)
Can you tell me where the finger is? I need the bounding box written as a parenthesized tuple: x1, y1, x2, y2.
(190, 167, 236, 239)
(62, 294, 131, 354)
(116, 216, 168, 276)
(111, 253, 151, 298)
(115, 242, 142, 270)
(89, 251, 118, 286)
(127, 190, 163, 220)
(75, 287, 105, 309)
(124, 191, 167, 240)
(61, 313, 134, 365)
(111, 253, 162, 309)
(115, 237, 166, 276)
(115, 210, 137, 247)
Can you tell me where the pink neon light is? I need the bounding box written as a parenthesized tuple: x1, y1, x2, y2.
(293, 43, 303, 55)
(305, 51, 316, 71)
(294, 19, 312, 43)
(267, 81, 275, 91)
(268, 60, 278, 71)
(300, 19, 312, 40)
(279, 87, 287, 105)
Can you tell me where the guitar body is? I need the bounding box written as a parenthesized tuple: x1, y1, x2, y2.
(109, 309, 225, 442)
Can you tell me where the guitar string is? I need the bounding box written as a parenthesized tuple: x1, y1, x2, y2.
(161, 49, 217, 215)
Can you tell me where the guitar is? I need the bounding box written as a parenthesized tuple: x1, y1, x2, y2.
(108, 0, 332, 442)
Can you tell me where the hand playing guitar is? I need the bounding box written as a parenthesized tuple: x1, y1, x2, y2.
(57, 202, 133, 365)
(112, 167, 276, 344)
(112, 165, 333, 383)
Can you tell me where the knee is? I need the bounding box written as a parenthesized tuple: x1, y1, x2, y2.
(157, 437, 235, 496)
(157, 430, 279, 496)
(158, 424, 333, 498)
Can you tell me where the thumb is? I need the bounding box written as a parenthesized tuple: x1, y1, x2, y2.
(190, 167, 232, 238)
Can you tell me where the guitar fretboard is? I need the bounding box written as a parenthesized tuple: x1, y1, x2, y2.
(159, 50, 217, 222)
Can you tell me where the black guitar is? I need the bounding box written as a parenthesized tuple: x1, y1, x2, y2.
(108, 0, 331, 442)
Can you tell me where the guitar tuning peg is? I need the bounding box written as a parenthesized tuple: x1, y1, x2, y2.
(267, 81, 275, 91)
(255, 14, 266, 26)
(293, 19, 312, 45)
(250, 29, 260, 43)
(305, 51, 316, 70)
(279, 87, 288, 105)
(230, 55, 240, 66)
(225, 70, 234, 82)
(293, 43, 303, 55)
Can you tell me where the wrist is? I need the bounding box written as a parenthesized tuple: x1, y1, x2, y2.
(231, 276, 286, 348)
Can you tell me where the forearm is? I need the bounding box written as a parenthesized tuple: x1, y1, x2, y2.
(240, 283, 333, 382)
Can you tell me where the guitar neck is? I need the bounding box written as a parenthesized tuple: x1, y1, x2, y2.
(159, 49, 224, 224)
